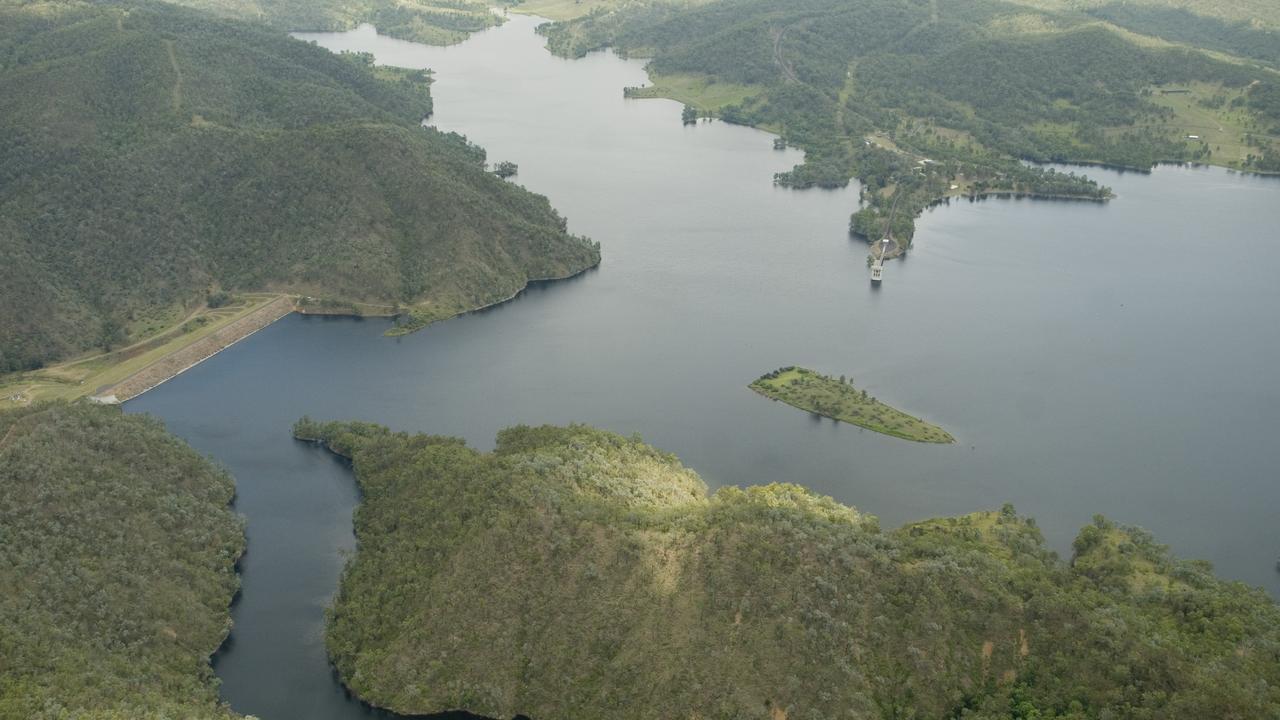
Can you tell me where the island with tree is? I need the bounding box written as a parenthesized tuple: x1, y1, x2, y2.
(751, 366, 953, 443)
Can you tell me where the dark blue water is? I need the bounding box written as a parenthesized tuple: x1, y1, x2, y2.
(127, 15, 1280, 720)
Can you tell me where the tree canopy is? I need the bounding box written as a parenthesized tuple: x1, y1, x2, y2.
(0, 1, 599, 372)
(539, 0, 1280, 244)
(0, 403, 245, 719)
(297, 419, 1280, 720)
(160, 0, 503, 45)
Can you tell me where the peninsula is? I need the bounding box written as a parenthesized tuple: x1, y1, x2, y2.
(536, 0, 1280, 250)
(294, 419, 1280, 720)
(751, 366, 953, 443)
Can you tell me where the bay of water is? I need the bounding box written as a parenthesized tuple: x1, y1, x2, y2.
(127, 14, 1280, 719)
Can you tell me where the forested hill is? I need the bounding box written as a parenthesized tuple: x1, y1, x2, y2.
(163, 0, 502, 45)
(539, 0, 1280, 243)
(0, 1, 599, 373)
(0, 403, 245, 718)
(297, 419, 1280, 720)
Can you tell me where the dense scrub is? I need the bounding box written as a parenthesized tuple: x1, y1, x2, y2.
(539, 0, 1280, 245)
(0, 1, 599, 372)
(0, 403, 245, 719)
(298, 419, 1280, 720)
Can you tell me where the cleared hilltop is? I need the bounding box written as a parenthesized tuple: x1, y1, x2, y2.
(0, 1, 599, 374)
(298, 419, 1280, 720)
(0, 403, 245, 719)
(535, 0, 1280, 245)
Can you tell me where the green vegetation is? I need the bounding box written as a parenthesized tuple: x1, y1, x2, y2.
(0, 1, 599, 374)
(751, 366, 953, 443)
(0, 293, 288, 408)
(0, 403, 245, 719)
(492, 160, 520, 177)
(1063, 0, 1280, 33)
(623, 71, 761, 111)
(1084, 3, 1280, 67)
(165, 0, 503, 45)
(511, 0, 712, 23)
(296, 419, 1280, 719)
(539, 0, 1280, 247)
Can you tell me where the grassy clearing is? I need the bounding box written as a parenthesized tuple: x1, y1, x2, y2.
(0, 293, 288, 408)
(512, 0, 714, 22)
(624, 72, 761, 111)
(509, 0, 624, 21)
(1054, 0, 1280, 29)
(1071, 521, 1186, 594)
(1147, 82, 1278, 168)
(1021, 82, 1278, 171)
(750, 367, 954, 444)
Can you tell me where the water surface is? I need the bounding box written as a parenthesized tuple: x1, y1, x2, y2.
(128, 15, 1280, 719)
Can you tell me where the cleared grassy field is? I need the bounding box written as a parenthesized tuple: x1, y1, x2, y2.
(510, 0, 620, 21)
(513, 0, 718, 22)
(1148, 82, 1277, 168)
(750, 367, 954, 443)
(0, 293, 290, 408)
(625, 72, 761, 111)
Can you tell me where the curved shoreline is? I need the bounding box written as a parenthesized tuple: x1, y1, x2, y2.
(106, 261, 600, 403)
(383, 261, 601, 336)
(96, 296, 297, 403)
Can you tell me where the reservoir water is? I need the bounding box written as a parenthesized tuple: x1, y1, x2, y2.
(126, 14, 1280, 720)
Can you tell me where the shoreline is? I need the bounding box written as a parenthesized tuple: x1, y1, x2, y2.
(384, 262, 600, 336)
(750, 367, 956, 444)
(115, 265, 599, 403)
(104, 296, 297, 404)
(631, 77, 1280, 182)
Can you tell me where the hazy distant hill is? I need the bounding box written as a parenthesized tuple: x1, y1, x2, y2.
(0, 1, 599, 372)
(298, 419, 1280, 720)
(162, 0, 503, 44)
(0, 403, 244, 718)
(1056, 0, 1280, 31)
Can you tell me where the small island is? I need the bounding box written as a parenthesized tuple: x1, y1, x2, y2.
(751, 366, 954, 443)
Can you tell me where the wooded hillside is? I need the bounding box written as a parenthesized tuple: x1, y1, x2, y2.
(0, 1, 599, 372)
(0, 403, 245, 719)
(163, 0, 503, 45)
(539, 0, 1280, 244)
(299, 419, 1280, 720)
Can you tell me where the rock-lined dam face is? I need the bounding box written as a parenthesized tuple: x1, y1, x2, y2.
(101, 296, 296, 403)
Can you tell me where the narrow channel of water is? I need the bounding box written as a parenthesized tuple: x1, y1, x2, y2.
(128, 15, 1280, 719)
